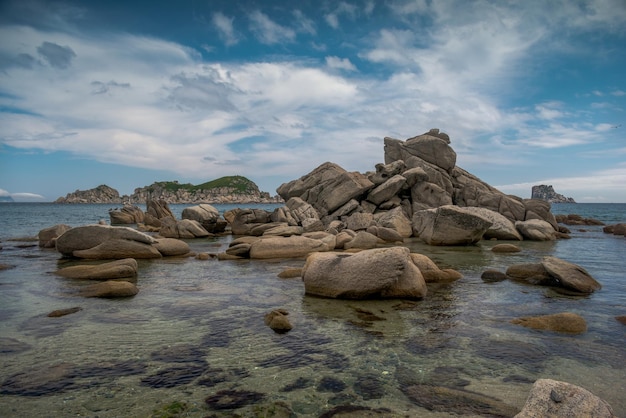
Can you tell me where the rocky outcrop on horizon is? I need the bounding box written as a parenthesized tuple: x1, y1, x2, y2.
(531, 184, 576, 203)
(54, 176, 281, 204)
(55, 185, 122, 204)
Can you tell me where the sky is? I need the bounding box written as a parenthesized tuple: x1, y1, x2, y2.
(0, 0, 625, 203)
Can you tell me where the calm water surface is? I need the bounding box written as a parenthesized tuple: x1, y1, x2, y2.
(0, 203, 625, 417)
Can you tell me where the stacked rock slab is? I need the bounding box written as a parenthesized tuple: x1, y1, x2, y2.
(276, 129, 558, 244)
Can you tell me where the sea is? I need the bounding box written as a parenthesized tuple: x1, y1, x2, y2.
(0, 202, 625, 417)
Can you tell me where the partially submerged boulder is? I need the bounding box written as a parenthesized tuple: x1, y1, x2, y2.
(79, 280, 139, 298)
(515, 379, 616, 418)
(55, 225, 156, 257)
(506, 256, 601, 294)
(541, 256, 601, 293)
(55, 258, 138, 280)
(73, 239, 162, 260)
(302, 247, 427, 299)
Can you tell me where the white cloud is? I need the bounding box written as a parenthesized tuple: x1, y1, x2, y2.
(293, 10, 316, 35)
(325, 56, 357, 71)
(212, 12, 239, 46)
(325, 2, 358, 29)
(248, 10, 295, 44)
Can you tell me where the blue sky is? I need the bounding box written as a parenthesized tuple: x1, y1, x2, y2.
(1, 0, 625, 202)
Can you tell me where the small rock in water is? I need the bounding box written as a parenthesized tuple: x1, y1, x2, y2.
(264, 309, 293, 333)
(316, 376, 346, 393)
(205, 389, 264, 410)
(47, 307, 82, 318)
(481, 269, 507, 283)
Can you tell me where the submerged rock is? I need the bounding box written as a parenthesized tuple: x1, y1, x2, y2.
(403, 384, 520, 416)
(47, 307, 82, 318)
(515, 379, 616, 417)
(511, 312, 587, 334)
(205, 389, 265, 410)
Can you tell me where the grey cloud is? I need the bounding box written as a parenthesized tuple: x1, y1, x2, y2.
(167, 72, 236, 111)
(0, 52, 36, 71)
(37, 41, 76, 69)
(91, 80, 131, 95)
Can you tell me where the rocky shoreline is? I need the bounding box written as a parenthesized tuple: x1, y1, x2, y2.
(7, 129, 623, 417)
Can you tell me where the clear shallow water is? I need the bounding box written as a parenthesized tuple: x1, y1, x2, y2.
(0, 203, 625, 417)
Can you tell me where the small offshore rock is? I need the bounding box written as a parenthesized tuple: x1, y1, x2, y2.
(616, 315, 626, 325)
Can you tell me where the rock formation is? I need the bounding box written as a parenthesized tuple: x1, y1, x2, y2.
(531, 185, 576, 203)
(275, 129, 560, 245)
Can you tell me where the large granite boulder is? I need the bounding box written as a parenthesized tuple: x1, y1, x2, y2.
(248, 235, 332, 259)
(146, 199, 175, 220)
(152, 238, 192, 257)
(277, 162, 374, 217)
(181, 204, 227, 233)
(226, 208, 272, 235)
(368, 160, 407, 185)
(462, 207, 523, 241)
(302, 247, 427, 299)
(366, 174, 407, 205)
(109, 205, 144, 225)
(516, 219, 556, 241)
(159, 217, 210, 239)
(39, 224, 72, 248)
(284, 197, 320, 224)
(515, 379, 616, 417)
(375, 207, 413, 238)
(412, 205, 493, 245)
(56, 225, 156, 257)
(55, 258, 138, 280)
(384, 131, 457, 173)
(73, 239, 162, 260)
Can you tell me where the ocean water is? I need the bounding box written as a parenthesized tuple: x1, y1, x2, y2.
(0, 202, 625, 417)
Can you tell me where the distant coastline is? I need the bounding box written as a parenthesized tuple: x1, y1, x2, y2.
(54, 176, 283, 205)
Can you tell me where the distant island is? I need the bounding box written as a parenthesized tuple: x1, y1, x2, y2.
(531, 185, 576, 203)
(0, 195, 15, 202)
(54, 176, 283, 204)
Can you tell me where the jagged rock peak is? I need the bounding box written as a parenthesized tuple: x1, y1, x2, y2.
(531, 185, 576, 203)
